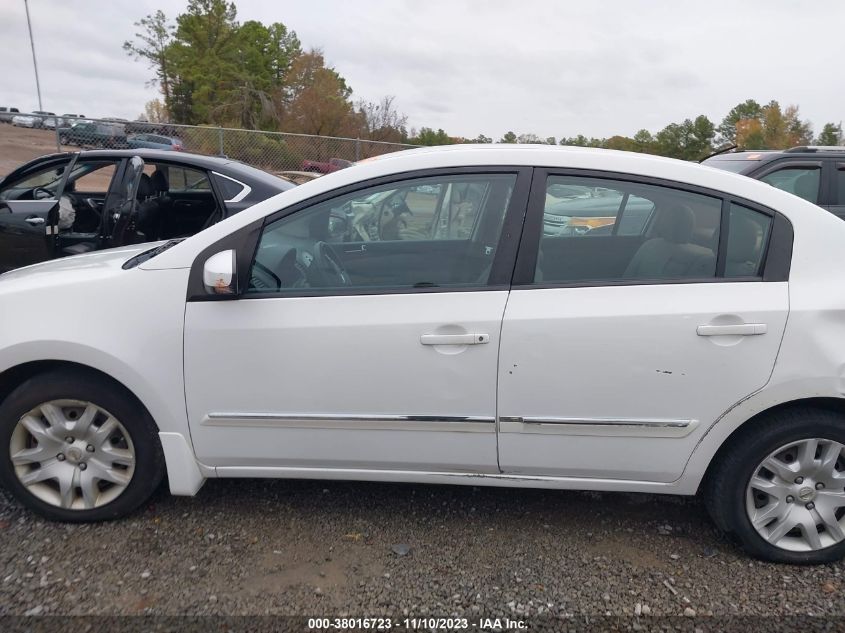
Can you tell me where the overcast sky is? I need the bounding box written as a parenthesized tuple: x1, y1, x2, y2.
(1, 0, 841, 140)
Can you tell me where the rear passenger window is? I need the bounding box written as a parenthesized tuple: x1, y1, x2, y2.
(535, 176, 721, 283)
(167, 166, 209, 192)
(725, 204, 772, 278)
(837, 168, 845, 205)
(760, 166, 820, 203)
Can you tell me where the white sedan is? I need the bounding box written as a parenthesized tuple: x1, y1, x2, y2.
(1, 145, 844, 564)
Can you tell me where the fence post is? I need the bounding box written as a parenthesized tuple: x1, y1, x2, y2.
(55, 123, 61, 153)
(218, 127, 225, 157)
(355, 138, 361, 162)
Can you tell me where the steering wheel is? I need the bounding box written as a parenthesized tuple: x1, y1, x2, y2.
(249, 261, 282, 291)
(33, 187, 53, 200)
(313, 241, 351, 287)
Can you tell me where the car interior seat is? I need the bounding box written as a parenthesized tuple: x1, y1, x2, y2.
(135, 169, 170, 240)
(62, 174, 153, 255)
(624, 204, 716, 279)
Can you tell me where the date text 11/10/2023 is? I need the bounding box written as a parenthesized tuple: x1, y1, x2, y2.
(307, 617, 527, 630)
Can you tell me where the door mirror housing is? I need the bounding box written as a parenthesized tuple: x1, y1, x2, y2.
(203, 249, 238, 295)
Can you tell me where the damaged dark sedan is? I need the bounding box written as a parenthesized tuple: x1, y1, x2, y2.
(0, 149, 293, 272)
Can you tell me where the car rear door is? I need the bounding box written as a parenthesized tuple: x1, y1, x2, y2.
(0, 156, 76, 271)
(149, 164, 223, 238)
(496, 170, 790, 483)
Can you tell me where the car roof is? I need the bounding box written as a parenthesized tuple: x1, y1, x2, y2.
(0, 149, 291, 194)
(77, 149, 290, 190)
(706, 148, 845, 162)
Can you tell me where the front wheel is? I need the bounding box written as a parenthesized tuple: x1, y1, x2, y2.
(705, 407, 845, 564)
(0, 370, 164, 522)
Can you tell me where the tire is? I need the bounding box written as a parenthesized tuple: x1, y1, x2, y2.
(59, 135, 69, 146)
(0, 369, 164, 522)
(704, 407, 845, 564)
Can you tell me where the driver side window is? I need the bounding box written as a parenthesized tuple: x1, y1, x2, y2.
(248, 173, 516, 294)
(0, 162, 70, 201)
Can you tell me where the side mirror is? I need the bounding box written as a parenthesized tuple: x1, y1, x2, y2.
(203, 249, 238, 295)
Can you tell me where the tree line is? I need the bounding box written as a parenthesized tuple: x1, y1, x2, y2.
(126, 1, 843, 158)
(417, 101, 842, 160)
(124, 0, 409, 143)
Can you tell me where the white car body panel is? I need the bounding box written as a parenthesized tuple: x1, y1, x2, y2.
(497, 282, 788, 482)
(0, 245, 194, 474)
(2, 145, 845, 498)
(184, 292, 506, 472)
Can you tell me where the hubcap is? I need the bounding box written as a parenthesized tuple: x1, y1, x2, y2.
(9, 400, 135, 510)
(746, 438, 845, 552)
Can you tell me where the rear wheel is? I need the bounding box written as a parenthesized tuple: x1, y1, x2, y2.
(705, 408, 845, 564)
(0, 370, 164, 522)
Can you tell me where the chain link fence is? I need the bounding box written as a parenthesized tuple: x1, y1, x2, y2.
(1, 111, 415, 177)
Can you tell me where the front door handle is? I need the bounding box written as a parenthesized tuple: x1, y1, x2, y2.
(697, 323, 767, 336)
(420, 333, 490, 346)
(25, 216, 46, 226)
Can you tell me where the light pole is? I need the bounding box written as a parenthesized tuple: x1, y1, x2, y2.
(24, 0, 43, 111)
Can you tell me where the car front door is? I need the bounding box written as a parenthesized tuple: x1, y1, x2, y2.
(183, 168, 530, 474)
(497, 171, 790, 483)
(0, 156, 75, 271)
(104, 156, 145, 248)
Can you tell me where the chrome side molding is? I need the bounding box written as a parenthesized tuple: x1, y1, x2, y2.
(203, 413, 496, 433)
(498, 416, 699, 438)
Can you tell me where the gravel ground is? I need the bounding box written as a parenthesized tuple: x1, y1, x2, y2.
(1, 478, 844, 620)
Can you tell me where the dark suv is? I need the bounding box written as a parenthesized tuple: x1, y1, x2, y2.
(703, 146, 845, 219)
(58, 121, 129, 149)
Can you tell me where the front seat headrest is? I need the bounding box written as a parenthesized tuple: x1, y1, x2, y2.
(136, 173, 153, 200)
(653, 203, 695, 244)
(151, 169, 169, 194)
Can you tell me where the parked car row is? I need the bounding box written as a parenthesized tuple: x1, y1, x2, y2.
(10, 110, 56, 128)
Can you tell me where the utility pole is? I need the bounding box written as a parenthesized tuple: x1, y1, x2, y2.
(24, 0, 43, 111)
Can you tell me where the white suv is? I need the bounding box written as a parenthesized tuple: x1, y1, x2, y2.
(0, 145, 843, 564)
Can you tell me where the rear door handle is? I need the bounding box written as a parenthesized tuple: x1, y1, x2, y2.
(25, 217, 46, 226)
(420, 333, 490, 346)
(697, 323, 767, 336)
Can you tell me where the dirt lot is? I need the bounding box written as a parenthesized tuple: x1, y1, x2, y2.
(1, 477, 844, 623)
(0, 124, 66, 177)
